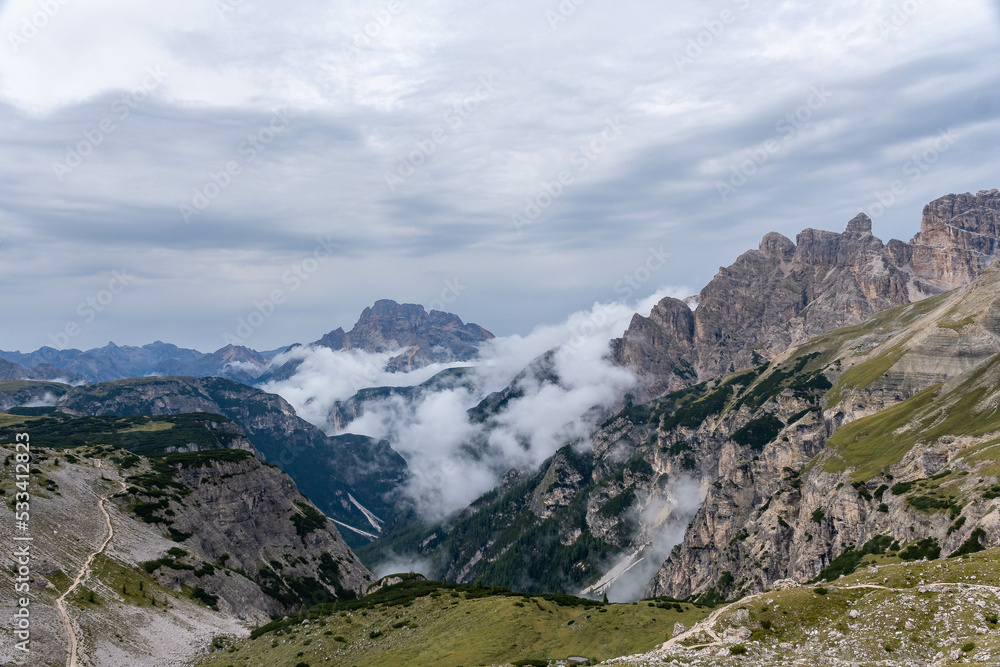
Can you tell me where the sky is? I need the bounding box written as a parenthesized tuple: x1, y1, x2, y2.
(1, 0, 998, 353)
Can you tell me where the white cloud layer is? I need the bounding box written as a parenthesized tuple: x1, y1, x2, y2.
(263, 286, 690, 521)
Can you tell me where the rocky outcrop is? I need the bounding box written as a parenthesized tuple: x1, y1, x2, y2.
(316, 300, 494, 372)
(910, 189, 1000, 289)
(611, 298, 696, 395)
(614, 190, 1000, 400)
(131, 453, 372, 615)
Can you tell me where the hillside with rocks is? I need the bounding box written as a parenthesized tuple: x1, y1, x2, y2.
(0, 413, 371, 667)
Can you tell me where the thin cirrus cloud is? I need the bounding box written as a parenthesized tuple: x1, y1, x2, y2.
(0, 0, 997, 352)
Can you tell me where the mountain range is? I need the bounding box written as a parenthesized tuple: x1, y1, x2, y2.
(4, 188, 1000, 665)
(0, 300, 494, 386)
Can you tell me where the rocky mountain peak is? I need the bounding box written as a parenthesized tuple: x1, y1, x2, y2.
(845, 212, 873, 235)
(314, 299, 494, 372)
(908, 189, 1000, 290)
(758, 231, 796, 259)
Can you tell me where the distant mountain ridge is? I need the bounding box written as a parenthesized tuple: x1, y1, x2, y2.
(1, 300, 493, 385)
(0, 341, 269, 385)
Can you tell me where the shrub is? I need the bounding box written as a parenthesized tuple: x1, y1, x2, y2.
(899, 538, 940, 561)
(729, 644, 747, 655)
(949, 528, 987, 558)
(890, 481, 916, 495)
(731, 414, 785, 452)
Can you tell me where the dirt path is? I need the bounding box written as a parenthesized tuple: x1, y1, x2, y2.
(55, 462, 126, 667)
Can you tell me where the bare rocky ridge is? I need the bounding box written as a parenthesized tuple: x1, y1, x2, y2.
(614, 189, 1000, 400)
(647, 260, 1000, 600)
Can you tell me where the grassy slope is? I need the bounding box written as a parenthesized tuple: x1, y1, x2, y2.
(195, 583, 713, 667)
(197, 548, 1000, 667)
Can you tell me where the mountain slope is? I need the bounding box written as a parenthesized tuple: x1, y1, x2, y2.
(0, 377, 409, 547)
(365, 255, 1000, 604)
(647, 258, 1000, 599)
(0, 416, 372, 666)
(195, 576, 713, 667)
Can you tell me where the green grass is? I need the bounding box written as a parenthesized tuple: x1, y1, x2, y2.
(937, 315, 976, 330)
(197, 581, 711, 667)
(823, 385, 939, 480)
(825, 343, 907, 407)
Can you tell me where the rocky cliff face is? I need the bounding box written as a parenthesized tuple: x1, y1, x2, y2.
(123, 452, 372, 616)
(614, 190, 1000, 400)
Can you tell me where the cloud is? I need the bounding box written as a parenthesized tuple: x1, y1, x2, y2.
(264, 286, 690, 522)
(603, 477, 707, 603)
(0, 1, 998, 354)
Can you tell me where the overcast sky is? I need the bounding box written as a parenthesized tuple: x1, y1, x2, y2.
(1, 0, 998, 353)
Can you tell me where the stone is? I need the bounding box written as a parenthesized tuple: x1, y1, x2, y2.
(723, 626, 752, 643)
